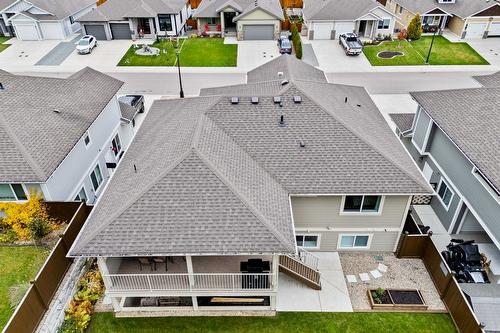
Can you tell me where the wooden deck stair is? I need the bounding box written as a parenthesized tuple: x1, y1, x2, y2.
(279, 249, 321, 290)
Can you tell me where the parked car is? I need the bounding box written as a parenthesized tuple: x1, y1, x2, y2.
(339, 33, 363, 56)
(76, 35, 97, 55)
(278, 35, 292, 54)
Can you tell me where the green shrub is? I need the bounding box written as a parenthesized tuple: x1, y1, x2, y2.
(407, 14, 423, 40)
(0, 229, 18, 243)
(29, 216, 50, 241)
(290, 23, 302, 59)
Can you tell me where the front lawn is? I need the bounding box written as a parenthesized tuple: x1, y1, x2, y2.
(0, 36, 11, 53)
(118, 38, 237, 67)
(0, 246, 50, 330)
(87, 312, 457, 333)
(363, 36, 488, 66)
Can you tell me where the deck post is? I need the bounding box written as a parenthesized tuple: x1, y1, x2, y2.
(186, 255, 195, 290)
(97, 257, 112, 289)
(272, 254, 279, 290)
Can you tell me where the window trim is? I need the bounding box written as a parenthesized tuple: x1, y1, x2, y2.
(74, 186, 88, 202)
(337, 234, 373, 250)
(0, 183, 29, 201)
(90, 163, 104, 192)
(295, 234, 321, 249)
(436, 177, 454, 210)
(83, 131, 91, 148)
(158, 14, 173, 32)
(377, 19, 390, 29)
(340, 195, 385, 216)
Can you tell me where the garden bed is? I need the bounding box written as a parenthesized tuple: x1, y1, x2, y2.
(368, 288, 428, 311)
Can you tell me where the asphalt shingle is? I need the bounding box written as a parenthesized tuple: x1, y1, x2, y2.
(390, 113, 415, 133)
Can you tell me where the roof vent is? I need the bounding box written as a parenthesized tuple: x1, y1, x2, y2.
(251, 96, 259, 104)
(344, 97, 348, 103)
(293, 95, 302, 103)
(231, 96, 239, 104)
(53, 108, 61, 114)
(281, 79, 289, 86)
(357, 104, 361, 107)
(299, 140, 306, 148)
(279, 115, 285, 127)
(274, 96, 281, 104)
(277, 71, 284, 78)
(0, 82, 4, 90)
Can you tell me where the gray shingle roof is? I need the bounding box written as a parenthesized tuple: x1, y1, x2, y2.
(194, 0, 284, 20)
(79, 0, 186, 22)
(473, 71, 500, 88)
(70, 56, 431, 257)
(390, 113, 415, 133)
(119, 101, 138, 121)
(0, 67, 123, 183)
(411, 87, 500, 192)
(392, 0, 498, 19)
(5, 0, 96, 20)
(303, 0, 384, 21)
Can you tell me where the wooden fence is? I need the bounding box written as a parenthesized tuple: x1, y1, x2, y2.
(397, 234, 484, 333)
(281, 0, 303, 8)
(3, 202, 92, 333)
(189, 0, 202, 9)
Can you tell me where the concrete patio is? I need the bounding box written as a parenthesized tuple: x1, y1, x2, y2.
(277, 252, 353, 312)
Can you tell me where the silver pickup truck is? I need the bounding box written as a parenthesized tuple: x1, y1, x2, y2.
(339, 33, 363, 56)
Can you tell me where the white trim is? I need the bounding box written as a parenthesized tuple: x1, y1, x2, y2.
(337, 234, 373, 250)
(294, 227, 400, 232)
(339, 195, 385, 216)
(89, 162, 103, 193)
(448, 198, 464, 233)
(455, 204, 469, 234)
(394, 196, 412, 252)
(0, 183, 28, 202)
(294, 233, 321, 249)
(436, 177, 455, 211)
(471, 166, 500, 203)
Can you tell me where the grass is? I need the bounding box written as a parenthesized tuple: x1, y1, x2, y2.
(0, 36, 11, 53)
(363, 36, 488, 66)
(0, 246, 49, 330)
(118, 38, 237, 67)
(87, 312, 457, 333)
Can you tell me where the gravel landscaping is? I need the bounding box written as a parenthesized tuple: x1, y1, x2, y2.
(340, 252, 445, 311)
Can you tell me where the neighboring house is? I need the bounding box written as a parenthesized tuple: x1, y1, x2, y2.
(0, 0, 96, 40)
(193, 0, 284, 40)
(0, 68, 135, 204)
(390, 71, 500, 252)
(302, 0, 396, 40)
(78, 0, 190, 40)
(69, 56, 431, 314)
(383, 0, 500, 38)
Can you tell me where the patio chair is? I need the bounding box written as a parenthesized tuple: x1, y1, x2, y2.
(138, 257, 153, 271)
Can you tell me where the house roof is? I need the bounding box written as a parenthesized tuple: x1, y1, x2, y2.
(118, 101, 138, 122)
(473, 71, 500, 88)
(194, 0, 284, 20)
(0, 67, 123, 183)
(70, 56, 431, 257)
(410, 86, 500, 192)
(391, 0, 498, 19)
(2, 0, 96, 20)
(303, 0, 387, 21)
(78, 0, 186, 22)
(390, 113, 415, 133)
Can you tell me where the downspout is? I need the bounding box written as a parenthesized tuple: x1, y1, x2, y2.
(173, 13, 178, 36)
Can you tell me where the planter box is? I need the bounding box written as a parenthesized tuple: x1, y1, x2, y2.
(368, 289, 428, 311)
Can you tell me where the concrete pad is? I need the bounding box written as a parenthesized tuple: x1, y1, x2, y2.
(60, 40, 135, 70)
(277, 252, 352, 312)
(308, 39, 371, 73)
(370, 270, 382, 279)
(237, 40, 280, 71)
(302, 43, 318, 67)
(359, 273, 370, 281)
(377, 263, 388, 273)
(35, 35, 81, 66)
(0, 39, 60, 68)
(465, 38, 500, 66)
(369, 94, 418, 131)
(346, 275, 357, 283)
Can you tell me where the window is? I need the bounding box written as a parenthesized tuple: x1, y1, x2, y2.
(75, 187, 88, 202)
(69, 16, 74, 24)
(378, 19, 390, 29)
(342, 196, 382, 213)
(295, 234, 319, 248)
(84, 132, 91, 147)
(437, 179, 454, 209)
(0, 184, 27, 201)
(208, 18, 217, 25)
(90, 164, 103, 191)
(158, 14, 172, 31)
(339, 235, 370, 249)
(111, 134, 122, 157)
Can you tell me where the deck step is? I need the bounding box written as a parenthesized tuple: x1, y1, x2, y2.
(279, 255, 321, 290)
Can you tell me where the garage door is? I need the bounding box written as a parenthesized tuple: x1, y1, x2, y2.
(14, 24, 39, 40)
(84, 24, 107, 40)
(242, 25, 274, 40)
(334, 22, 355, 39)
(110, 23, 131, 40)
(40, 22, 63, 39)
(465, 22, 487, 38)
(488, 22, 500, 36)
(313, 22, 333, 40)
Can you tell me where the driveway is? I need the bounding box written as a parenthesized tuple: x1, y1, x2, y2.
(0, 39, 59, 69)
(307, 39, 371, 73)
(466, 38, 500, 66)
(60, 40, 134, 69)
(35, 35, 81, 66)
(236, 40, 280, 71)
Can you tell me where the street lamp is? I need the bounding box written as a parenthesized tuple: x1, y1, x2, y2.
(175, 48, 184, 98)
(425, 30, 437, 64)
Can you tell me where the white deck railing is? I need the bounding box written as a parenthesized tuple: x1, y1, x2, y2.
(296, 247, 320, 271)
(103, 273, 274, 292)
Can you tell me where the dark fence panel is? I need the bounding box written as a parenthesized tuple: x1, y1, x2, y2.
(3, 202, 91, 333)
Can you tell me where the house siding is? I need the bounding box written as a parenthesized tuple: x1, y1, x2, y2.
(412, 107, 432, 152)
(448, 15, 465, 36)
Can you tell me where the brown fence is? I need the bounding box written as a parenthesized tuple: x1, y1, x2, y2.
(397, 234, 483, 333)
(3, 202, 92, 333)
(189, 0, 202, 9)
(281, 0, 303, 8)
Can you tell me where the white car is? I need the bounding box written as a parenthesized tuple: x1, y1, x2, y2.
(76, 35, 97, 54)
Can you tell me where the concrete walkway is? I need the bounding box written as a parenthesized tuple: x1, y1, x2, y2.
(302, 43, 319, 67)
(35, 34, 82, 66)
(277, 252, 353, 312)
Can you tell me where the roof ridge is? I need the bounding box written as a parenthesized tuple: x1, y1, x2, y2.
(0, 113, 47, 181)
(193, 148, 293, 252)
(294, 83, 431, 192)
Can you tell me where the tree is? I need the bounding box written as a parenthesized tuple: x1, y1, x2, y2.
(397, 28, 408, 48)
(407, 14, 423, 40)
